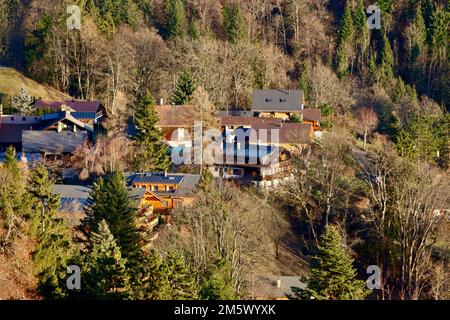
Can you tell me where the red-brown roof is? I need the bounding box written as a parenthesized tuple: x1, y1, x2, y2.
(251, 123, 312, 144)
(301, 108, 321, 122)
(220, 116, 282, 127)
(156, 105, 198, 127)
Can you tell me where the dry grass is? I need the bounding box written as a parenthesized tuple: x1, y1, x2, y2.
(0, 67, 70, 100)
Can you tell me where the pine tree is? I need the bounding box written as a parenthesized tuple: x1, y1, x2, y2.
(200, 260, 237, 300)
(223, 3, 247, 43)
(409, 2, 427, 64)
(353, 0, 369, 73)
(188, 18, 199, 39)
(166, 0, 186, 39)
(336, 1, 354, 76)
(429, 6, 449, 67)
(80, 220, 132, 299)
(292, 225, 369, 300)
(133, 91, 171, 172)
(28, 164, 74, 298)
(380, 33, 394, 79)
(83, 171, 142, 269)
(134, 251, 199, 300)
(11, 86, 35, 115)
(169, 70, 196, 105)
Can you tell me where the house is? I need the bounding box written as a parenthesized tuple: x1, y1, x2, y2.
(34, 99, 104, 126)
(52, 184, 158, 248)
(155, 104, 198, 148)
(0, 108, 93, 153)
(208, 142, 293, 188)
(251, 89, 305, 120)
(126, 172, 201, 214)
(252, 276, 306, 300)
(251, 89, 321, 131)
(220, 117, 313, 146)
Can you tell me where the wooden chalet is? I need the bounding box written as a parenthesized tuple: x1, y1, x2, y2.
(126, 172, 201, 214)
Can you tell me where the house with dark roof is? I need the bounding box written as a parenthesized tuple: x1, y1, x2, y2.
(250, 89, 321, 130)
(252, 89, 305, 114)
(126, 172, 201, 214)
(0, 106, 93, 154)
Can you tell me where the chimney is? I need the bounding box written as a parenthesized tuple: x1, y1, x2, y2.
(164, 169, 168, 177)
(277, 279, 281, 289)
(160, 98, 164, 106)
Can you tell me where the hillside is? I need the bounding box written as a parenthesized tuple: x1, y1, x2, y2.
(0, 67, 70, 100)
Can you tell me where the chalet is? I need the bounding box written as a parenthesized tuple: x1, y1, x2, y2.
(208, 142, 293, 188)
(126, 172, 201, 214)
(34, 99, 104, 126)
(220, 117, 313, 146)
(251, 89, 321, 131)
(0, 109, 92, 153)
(155, 104, 198, 148)
(252, 89, 305, 119)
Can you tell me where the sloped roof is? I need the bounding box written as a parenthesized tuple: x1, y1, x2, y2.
(301, 108, 321, 122)
(252, 89, 304, 112)
(253, 276, 306, 299)
(22, 131, 89, 154)
(156, 105, 198, 127)
(220, 116, 282, 127)
(37, 111, 94, 132)
(35, 99, 102, 113)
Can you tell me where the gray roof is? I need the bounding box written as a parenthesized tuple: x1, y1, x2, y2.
(127, 173, 184, 185)
(253, 276, 307, 299)
(22, 131, 89, 154)
(52, 184, 147, 211)
(125, 172, 201, 198)
(251, 89, 304, 112)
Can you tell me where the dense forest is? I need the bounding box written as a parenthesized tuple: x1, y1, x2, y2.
(0, 0, 449, 300)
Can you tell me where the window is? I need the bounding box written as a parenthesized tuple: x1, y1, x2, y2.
(10, 117, 14, 121)
(233, 169, 241, 176)
(22, 117, 26, 121)
(152, 186, 159, 192)
(167, 186, 174, 192)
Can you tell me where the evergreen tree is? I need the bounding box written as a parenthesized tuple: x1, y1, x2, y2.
(134, 91, 171, 172)
(188, 18, 199, 39)
(79, 220, 132, 299)
(166, 0, 186, 39)
(200, 260, 237, 300)
(353, 0, 370, 73)
(135, 251, 199, 300)
(380, 33, 394, 79)
(409, 2, 427, 64)
(223, 3, 247, 43)
(336, 1, 354, 76)
(169, 70, 196, 105)
(4, 145, 19, 176)
(28, 164, 74, 298)
(83, 171, 142, 269)
(429, 6, 449, 67)
(292, 225, 369, 300)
